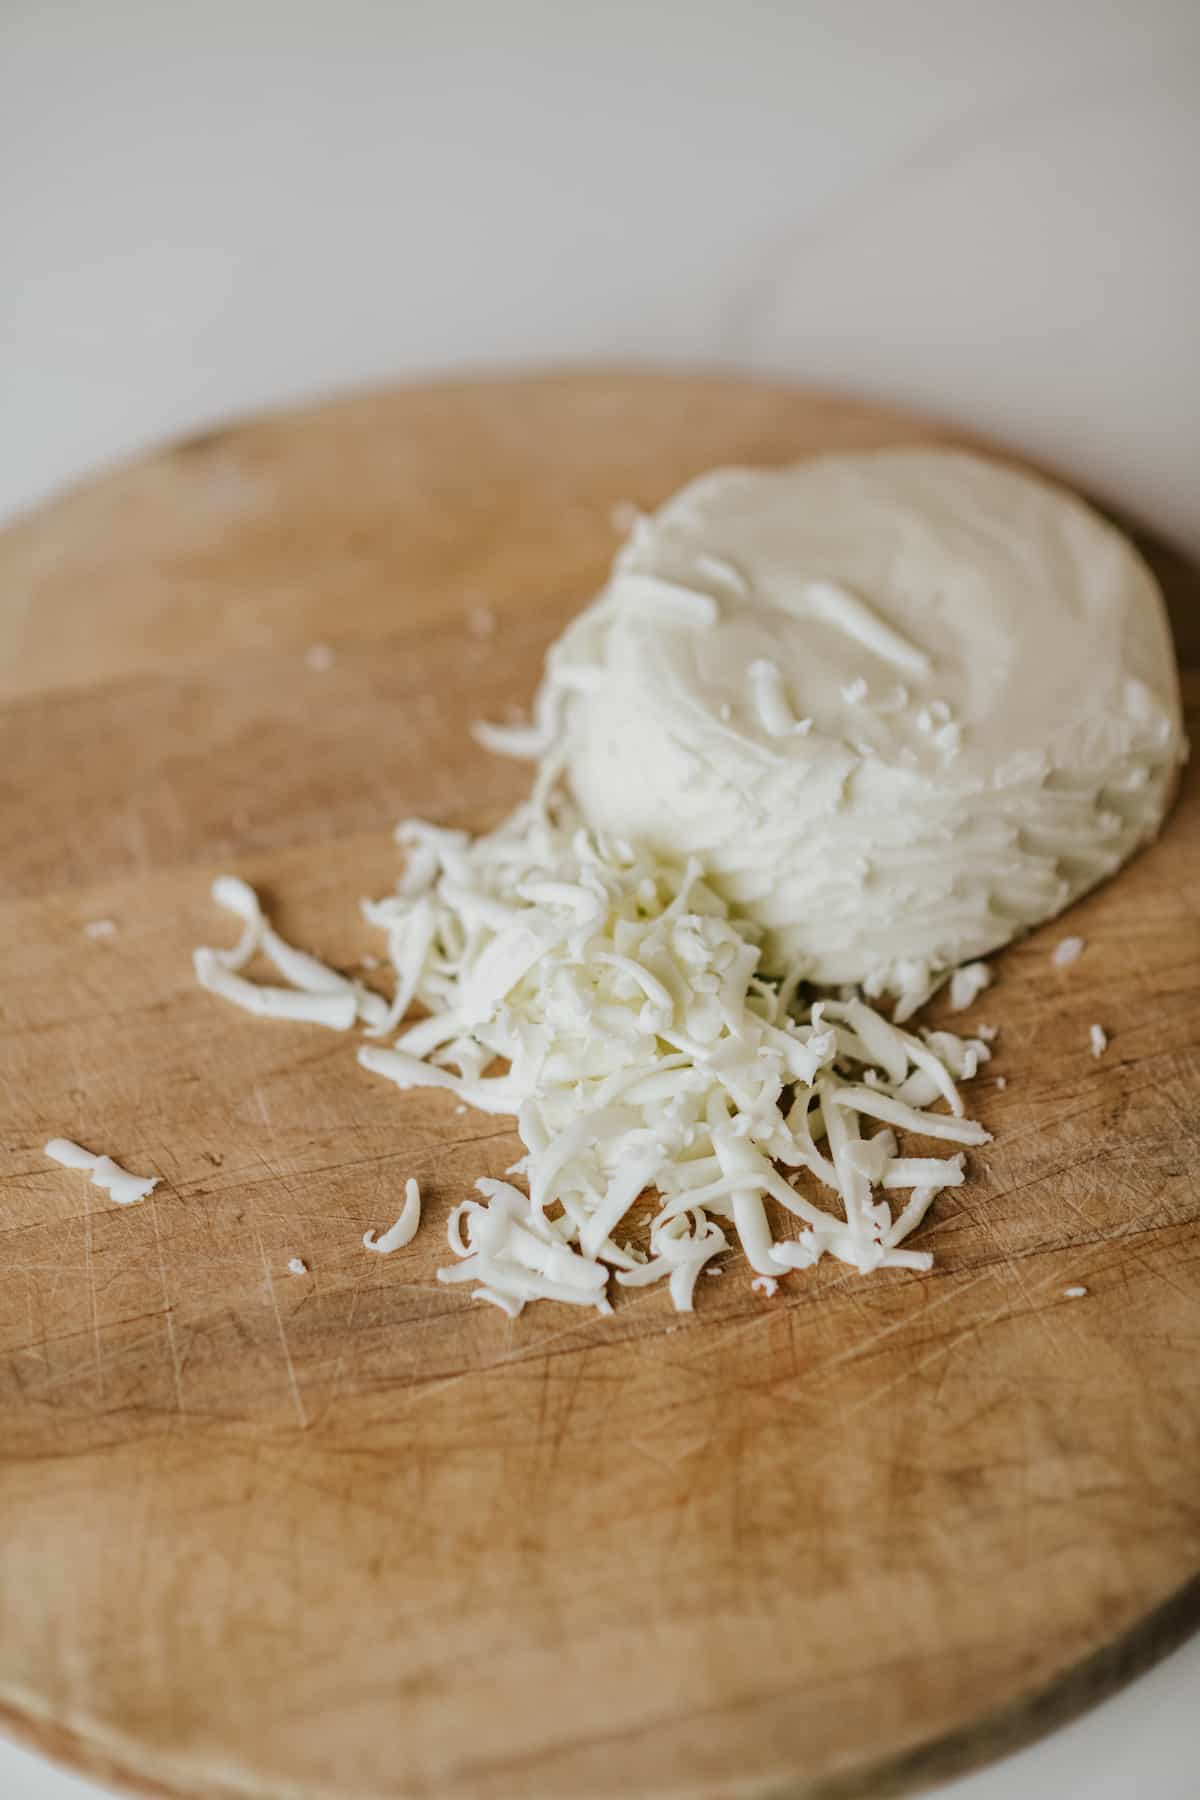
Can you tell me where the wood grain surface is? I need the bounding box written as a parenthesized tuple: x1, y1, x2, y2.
(1, 368, 1198, 1800)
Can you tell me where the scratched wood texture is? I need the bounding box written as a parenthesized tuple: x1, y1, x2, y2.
(1, 369, 1198, 1800)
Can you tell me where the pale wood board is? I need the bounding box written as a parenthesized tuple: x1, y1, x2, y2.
(1, 369, 1198, 1800)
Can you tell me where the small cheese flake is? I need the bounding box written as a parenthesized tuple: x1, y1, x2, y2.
(83, 918, 117, 940)
(287, 1257, 309, 1276)
(305, 643, 335, 672)
(995, 1075, 1007, 1090)
(44, 1138, 158, 1206)
(471, 684, 567, 761)
(948, 962, 992, 1013)
(1089, 1023, 1108, 1058)
(363, 1178, 422, 1254)
(801, 581, 931, 678)
(1053, 936, 1086, 968)
(1063, 1285, 1089, 1299)
(751, 1275, 779, 1297)
(748, 659, 807, 737)
(694, 553, 748, 595)
(616, 572, 719, 627)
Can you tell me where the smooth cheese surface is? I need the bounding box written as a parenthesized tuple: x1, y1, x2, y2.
(551, 448, 1185, 997)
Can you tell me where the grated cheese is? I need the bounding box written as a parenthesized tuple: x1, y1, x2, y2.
(195, 876, 386, 1030)
(363, 1178, 422, 1254)
(193, 786, 1000, 1319)
(694, 553, 748, 596)
(748, 659, 808, 737)
(1053, 936, 1086, 968)
(801, 580, 931, 677)
(287, 1257, 309, 1275)
(1063, 1285, 1088, 1299)
(83, 918, 117, 940)
(1089, 1023, 1108, 1058)
(44, 1138, 158, 1206)
(346, 791, 992, 1312)
(948, 961, 991, 1013)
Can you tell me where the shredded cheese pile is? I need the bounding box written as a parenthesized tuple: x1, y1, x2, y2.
(196, 787, 993, 1318)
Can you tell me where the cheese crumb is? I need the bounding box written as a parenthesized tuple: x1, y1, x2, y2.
(995, 1075, 1007, 1090)
(287, 1257, 309, 1275)
(948, 961, 991, 1013)
(751, 1275, 779, 1297)
(83, 918, 117, 940)
(1063, 1285, 1088, 1299)
(1089, 1023, 1108, 1058)
(1053, 936, 1086, 968)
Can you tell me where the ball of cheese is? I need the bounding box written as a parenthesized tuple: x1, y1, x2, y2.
(548, 448, 1185, 1006)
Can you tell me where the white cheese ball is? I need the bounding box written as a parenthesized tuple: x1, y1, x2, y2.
(549, 448, 1185, 1005)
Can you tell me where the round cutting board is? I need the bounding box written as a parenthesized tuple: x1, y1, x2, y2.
(1, 369, 1197, 1800)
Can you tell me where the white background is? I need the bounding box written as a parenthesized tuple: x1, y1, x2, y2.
(1, 2, 1197, 1796)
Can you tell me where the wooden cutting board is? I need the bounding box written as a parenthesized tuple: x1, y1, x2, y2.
(1, 369, 1198, 1800)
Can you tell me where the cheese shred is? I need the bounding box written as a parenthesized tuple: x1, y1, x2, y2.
(44, 1138, 158, 1206)
(364, 1179, 423, 1253)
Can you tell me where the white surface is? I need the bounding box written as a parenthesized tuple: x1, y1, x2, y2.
(0, 3, 1196, 1796)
